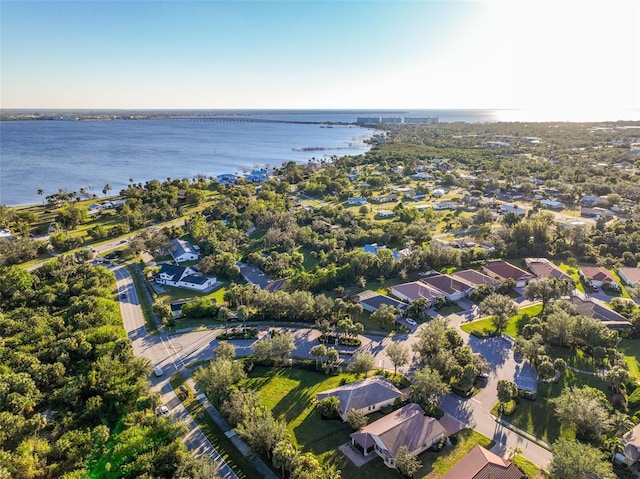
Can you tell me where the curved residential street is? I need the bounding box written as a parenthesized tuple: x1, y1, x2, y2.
(114, 264, 552, 473)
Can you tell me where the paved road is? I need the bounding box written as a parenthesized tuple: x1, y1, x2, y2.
(114, 264, 552, 470)
(114, 266, 239, 479)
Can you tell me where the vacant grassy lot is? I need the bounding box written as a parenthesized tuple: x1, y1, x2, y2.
(460, 304, 542, 338)
(619, 339, 640, 380)
(505, 367, 607, 444)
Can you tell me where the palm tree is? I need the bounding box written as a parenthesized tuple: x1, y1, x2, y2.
(102, 183, 112, 197)
(217, 307, 231, 335)
(37, 188, 44, 204)
(236, 305, 249, 333)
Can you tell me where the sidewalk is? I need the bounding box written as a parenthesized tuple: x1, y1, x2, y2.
(186, 377, 279, 479)
(495, 415, 551, 450)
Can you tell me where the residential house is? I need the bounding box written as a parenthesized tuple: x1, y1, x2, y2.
(618, 267, 640, 287)
(499, 203, 526, 216)
(581, 207, 614, 219)
(377, 209, 395, 218)
(169, 239, 200, 263)
(352, 290, 407, 313)
(568, 294, 631, 329)
(347, 197, 368, 206)
(350, 403, 445, 469)
(391, 281, 445, 306)
(441, 445, 524, 479)
(393, 186, 416, 198)
(155, 264, 216, 291)
(372, 194, 398, 204)
(432, 188, 445, 197)
(452, 270, 501, 289)
(0, 228, 12, 240)
(619, 424, 640, 466)
(169, 299, 195, 318)
(363, 243, 403, 260)
(579, 266, 619, 289)
(316, 376, 402, 422)
(216, 173, 238, 185)
(434, 200, 458, 210)
(540, 199, 563, 210)
(411, 173, 432, 180)
(419, 274, 475, 302)
(580, 195, 602, 207)
(482, 261, 534, 288)
(524, 258, 573, 283)
(237, 262, 286, 292)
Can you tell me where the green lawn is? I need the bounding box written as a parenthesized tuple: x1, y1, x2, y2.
(126, 264, 158, 333)
(239, 367, 496, 479)
(505, 367, 607, 444)
(557, 263, 586, 293)
(170, 373, 261, 479)
(436, 303, 465, 316)
(618, 339, 640, 380)
(512, 455, 549, 479)
(417, 429, 494, 479)
(547, 346, 599, 373)
(460, 304, 542, 338)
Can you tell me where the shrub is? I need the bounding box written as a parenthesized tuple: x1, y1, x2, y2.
(317, 396, 340, 420)
(502, 399, 517, 415)
(627, 387, 640, 409)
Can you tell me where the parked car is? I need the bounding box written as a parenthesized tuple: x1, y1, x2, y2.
(153, 365, 164, 377)
(405, 318, 417, 326)
(178, 385, 189, 398)
(156, 405, 170, 417)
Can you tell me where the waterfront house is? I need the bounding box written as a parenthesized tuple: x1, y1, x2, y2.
(316, 376, 402, 422)
(350, 403, 445, 469)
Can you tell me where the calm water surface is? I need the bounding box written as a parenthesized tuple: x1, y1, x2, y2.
(1, 116, 371, 206)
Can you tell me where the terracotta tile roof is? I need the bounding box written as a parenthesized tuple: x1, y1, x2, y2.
(441, 445, 524, 479)
(580, 266, 616, 283)
(524, 258, 573, 282)
(483, 261, 534, 282)
(619, 267, 640, 286)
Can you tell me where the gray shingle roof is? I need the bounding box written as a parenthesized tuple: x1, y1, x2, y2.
(316, 376, 402, 415)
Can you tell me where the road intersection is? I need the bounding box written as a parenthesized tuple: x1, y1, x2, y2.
(114, 264, 552, 472)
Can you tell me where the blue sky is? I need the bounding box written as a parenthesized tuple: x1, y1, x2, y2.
(1, 1, 638, 112)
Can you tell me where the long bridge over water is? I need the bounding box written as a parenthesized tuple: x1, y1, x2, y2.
(171, 116, 351, 126)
